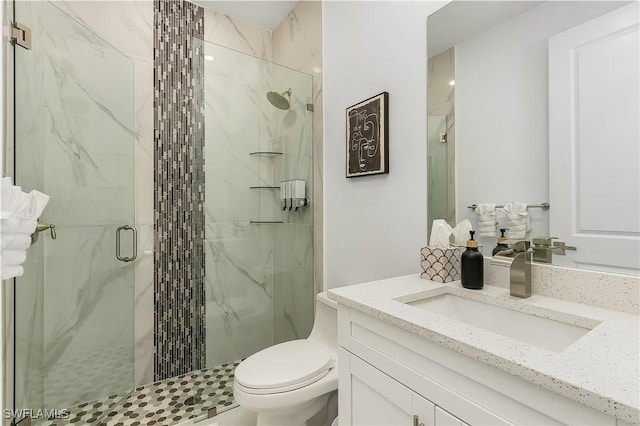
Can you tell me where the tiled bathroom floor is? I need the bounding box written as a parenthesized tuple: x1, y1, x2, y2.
(39, 360, 241, 426)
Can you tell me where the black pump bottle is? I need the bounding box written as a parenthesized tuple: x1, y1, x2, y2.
(492, 228, 509, 256)
(461, 230, 484, 290)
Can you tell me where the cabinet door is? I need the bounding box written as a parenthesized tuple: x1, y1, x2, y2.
(350, 354, 435, 426)
(413, 393, 436, 426)
(435, 406, 464, 426)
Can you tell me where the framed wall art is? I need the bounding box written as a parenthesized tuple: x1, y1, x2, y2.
(346, 92, 389, 178)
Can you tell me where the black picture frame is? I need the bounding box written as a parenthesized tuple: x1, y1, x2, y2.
(346, 92, 389, 178)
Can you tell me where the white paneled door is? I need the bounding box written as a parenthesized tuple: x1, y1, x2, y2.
(549, 3, 640, 273)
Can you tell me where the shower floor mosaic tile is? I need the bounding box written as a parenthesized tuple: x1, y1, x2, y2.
(38, 360, 241, 426)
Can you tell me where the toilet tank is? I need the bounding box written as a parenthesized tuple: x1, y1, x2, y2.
(308, 291, 337, 352)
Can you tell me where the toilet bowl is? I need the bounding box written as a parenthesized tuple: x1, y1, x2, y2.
(233, 292, 338, 426)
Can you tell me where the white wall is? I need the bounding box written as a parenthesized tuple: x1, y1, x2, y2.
(323, 1, 447, 289)
(455, 1, 628, 249)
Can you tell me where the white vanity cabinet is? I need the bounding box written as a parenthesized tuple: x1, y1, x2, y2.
(347, 351, 436, 426)
(337, 304, 623, 426)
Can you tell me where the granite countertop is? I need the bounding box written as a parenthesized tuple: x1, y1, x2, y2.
(328, 275, 640, 424)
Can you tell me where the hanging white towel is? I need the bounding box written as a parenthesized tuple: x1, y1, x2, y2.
(0, 177, 50, 280)
(0, 233, 30, 251)
(474, 203, 496, 237)
(500, 202, 529, 239)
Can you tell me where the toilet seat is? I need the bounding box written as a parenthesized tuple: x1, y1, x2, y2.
(234, 340, 334, 395)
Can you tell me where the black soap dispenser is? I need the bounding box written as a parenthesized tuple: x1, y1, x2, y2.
(461, 230, 484, 290)
(492, 228, 509, 256)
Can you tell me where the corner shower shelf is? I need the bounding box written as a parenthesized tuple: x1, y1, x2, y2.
(249, 186, 280, 189)
(249, 151, 283, 157)
(249, 220, 284, 224)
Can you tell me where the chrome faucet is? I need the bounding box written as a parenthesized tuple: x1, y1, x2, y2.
(496, 240, 532, 298)
(532, 237, 577, 263)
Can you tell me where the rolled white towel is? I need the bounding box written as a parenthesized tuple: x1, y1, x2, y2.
(500, 202, 529, 239)
(474, 203, 496, 237)
(2, 249, 27, 266)
(0, 177, 50, 280)
(1, 233, 31, 251)
(1, 265, 24, 280)
(1, 218, 38, 235)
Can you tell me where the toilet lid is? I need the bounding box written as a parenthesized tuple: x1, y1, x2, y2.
(234, 339, 334, 392)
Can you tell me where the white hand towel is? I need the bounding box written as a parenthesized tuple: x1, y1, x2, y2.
(1, 265, 23, 280)
(2, 250, 27, 266)
(0, 177, 50, 280)
(1, 233, 31, 251)
(501, 202, 529, 239)
(474, 203, 497, 237)
(1, 218, 38, 235)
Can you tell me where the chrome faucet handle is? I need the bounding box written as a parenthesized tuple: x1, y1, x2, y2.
(532, 236, 558, 247)
(551, 241, 577, 255)
(509, 240, 531, 252)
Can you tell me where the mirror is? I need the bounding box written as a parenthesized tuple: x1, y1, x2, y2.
(427, 1, 639, 275)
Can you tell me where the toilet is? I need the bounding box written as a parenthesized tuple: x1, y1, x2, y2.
(233, 292, 338, 426)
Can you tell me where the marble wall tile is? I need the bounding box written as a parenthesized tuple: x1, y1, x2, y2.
(134, 58, 154, 226)
(273, 223, 315, 344)
(202, 21, 317, 363)
(55, 1, 154, 61)
(203, 8, 272, 61)
(202, 40, 277, 368)
(42, 225, 134, 408)
(204, 223, 274, 366)
(203, 43, 274, 224)
(54, 0, 156, 386)
(272, 1, 324, 290)
(272, 1, 322, 72)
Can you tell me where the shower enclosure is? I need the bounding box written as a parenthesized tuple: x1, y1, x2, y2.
(8, 2, 315, 424)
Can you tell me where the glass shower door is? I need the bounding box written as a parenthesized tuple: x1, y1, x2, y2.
(427, 115, 452, 232)
(13, 1, 135, 424)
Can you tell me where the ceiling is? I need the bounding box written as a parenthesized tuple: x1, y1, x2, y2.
(192, 1, 298, 31)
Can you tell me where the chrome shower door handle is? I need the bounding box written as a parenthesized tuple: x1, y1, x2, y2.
(31, 221, 56, 245)
(116, 225, 137, 262)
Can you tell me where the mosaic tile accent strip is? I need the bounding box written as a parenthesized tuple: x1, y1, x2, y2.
(38, 361, 241, 426)
(153, 0, 206, 381)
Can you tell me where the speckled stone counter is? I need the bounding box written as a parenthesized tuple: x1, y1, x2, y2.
(328, 275, 640, 424)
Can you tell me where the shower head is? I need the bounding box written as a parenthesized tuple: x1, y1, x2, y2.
(266, 88, 292, 110)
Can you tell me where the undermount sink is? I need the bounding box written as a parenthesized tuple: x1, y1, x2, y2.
(407, 293, 595, 352)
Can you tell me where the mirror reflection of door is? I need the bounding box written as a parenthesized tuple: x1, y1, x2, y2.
(427, 47, 456, 241)
(549, 3, 640, 273)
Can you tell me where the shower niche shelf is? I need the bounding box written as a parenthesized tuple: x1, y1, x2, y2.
(249, 151, 283, 157)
